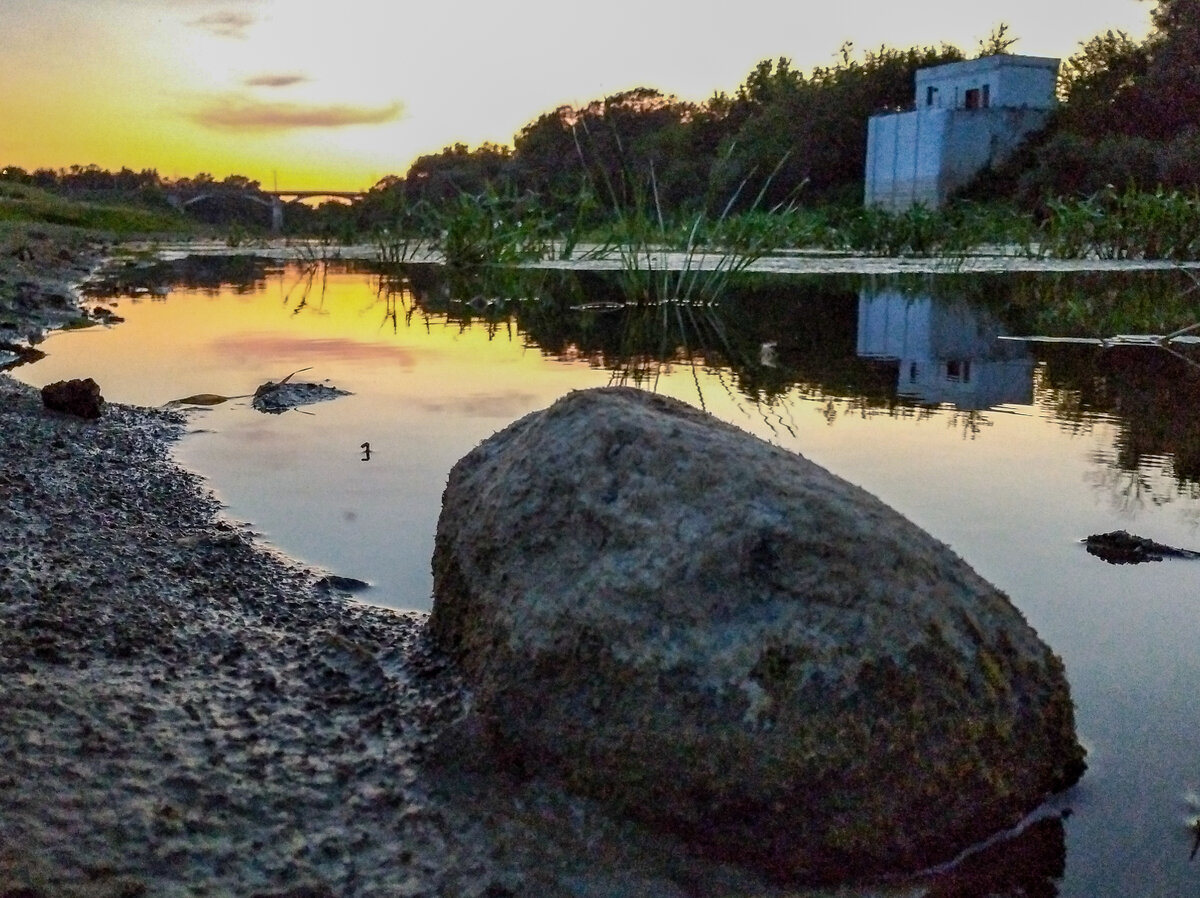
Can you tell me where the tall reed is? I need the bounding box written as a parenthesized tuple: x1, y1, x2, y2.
(1041, 186, 1200, 261)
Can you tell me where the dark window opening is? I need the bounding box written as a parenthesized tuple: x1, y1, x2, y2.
(926, 86, 937, 107)
(981, 84, 991, 108)
(964, 88, 981, 110)
(946, 360, 971, 382)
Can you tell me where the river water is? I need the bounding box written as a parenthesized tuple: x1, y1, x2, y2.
(13, 255, 1200, 896)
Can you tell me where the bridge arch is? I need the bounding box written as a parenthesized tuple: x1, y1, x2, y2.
(167, 188, 366, 233)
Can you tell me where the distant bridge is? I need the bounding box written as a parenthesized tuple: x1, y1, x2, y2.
(167, 188, 367, 232)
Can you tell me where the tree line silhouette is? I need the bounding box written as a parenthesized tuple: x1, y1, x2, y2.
(4, 0, 1198, 233)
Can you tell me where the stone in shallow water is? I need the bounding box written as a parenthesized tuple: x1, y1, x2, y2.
(315, 574, 370, 593)
(252, 381, 351, 414)
(1084, 529, 1200, 564)
(430, 386, 1085, 883)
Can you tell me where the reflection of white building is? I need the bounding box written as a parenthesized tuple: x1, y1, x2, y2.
(856, 288, 1033, 409)
(864, 54, 1059, 210)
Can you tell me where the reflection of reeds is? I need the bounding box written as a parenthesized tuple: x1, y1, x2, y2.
(373, 271, 431, 334)
(590, 297, 798, 435)
(280, 261, 329, 316)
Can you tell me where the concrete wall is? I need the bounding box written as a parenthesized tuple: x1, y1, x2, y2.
(939, 107, 1052, 198)
(864, 109, 948, 209)
(990, 62, 1059, 109)
(865, 106, 1052, 209)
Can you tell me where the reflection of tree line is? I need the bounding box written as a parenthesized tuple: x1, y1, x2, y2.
(1036, 344, 1200, 496)
(397, 265, 914, 413)
(1003, 268, 1200, 497)
(86, 255, 276, 299)
(397, 264, 1200, 498)
(108, 257, 1200, 499)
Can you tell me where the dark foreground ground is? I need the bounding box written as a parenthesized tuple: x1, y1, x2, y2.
(0, 232, 822, 898)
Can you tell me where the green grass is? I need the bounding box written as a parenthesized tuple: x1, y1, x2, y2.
(0, 182, 193, 236)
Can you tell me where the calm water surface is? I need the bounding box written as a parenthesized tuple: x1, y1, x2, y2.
(14, 258, 1200, 896)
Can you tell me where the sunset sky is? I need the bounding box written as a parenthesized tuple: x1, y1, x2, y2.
(1, 0, 1154, 192)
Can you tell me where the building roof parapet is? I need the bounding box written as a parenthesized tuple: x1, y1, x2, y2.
(915, 53, 1060, 82)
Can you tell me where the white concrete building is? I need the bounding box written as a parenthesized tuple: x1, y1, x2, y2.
(864, 54, 1060, 210)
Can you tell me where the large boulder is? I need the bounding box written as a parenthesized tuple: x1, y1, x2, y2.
(430, 387, 1085, 883)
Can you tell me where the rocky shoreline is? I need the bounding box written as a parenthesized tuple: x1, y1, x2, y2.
(1, 237, 1080, 898)
(0, 242, 820, 898)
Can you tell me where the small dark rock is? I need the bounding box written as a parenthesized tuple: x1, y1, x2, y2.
(41, 378, 104, 419)
(252, 381, 351, 413)
(91, 306, 124, 324)
(315, 575, 370, 593)
(1084, 530, 1200, 565)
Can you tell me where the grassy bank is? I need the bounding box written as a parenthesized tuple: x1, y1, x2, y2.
(0, 185, 200, 345)
(0, 182, 193, 236)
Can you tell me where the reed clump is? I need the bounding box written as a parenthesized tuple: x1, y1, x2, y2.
(1041, 186, 1200, 261)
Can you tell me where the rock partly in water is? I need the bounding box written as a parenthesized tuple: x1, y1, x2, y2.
(430, 386, 1086, 884)
(40, 377, 103, 419)
(315, 574, 371, 593)
(252, 380, 351, 414)
(1084, 530, 1200, 564)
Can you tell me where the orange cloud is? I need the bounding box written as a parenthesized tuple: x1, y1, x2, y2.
(244, 73, 310, 88)
(191, 98, 405, 131)
(189, 10, 256, 38)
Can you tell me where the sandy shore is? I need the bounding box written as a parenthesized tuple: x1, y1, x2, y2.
(1, 240, 822, 897)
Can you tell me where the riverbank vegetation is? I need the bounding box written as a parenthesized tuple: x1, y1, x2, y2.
(3, 0, 1199, 263)
(0, 181, 192, 236)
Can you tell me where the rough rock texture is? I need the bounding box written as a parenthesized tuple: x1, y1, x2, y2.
(40, 376, 104, 419)
(1, 374, 852, 898)
(252, 381, 351, 414)
(430, 386, 1086, 883)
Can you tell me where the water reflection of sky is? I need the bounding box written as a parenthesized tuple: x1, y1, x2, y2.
(14, 260, 1200, 898)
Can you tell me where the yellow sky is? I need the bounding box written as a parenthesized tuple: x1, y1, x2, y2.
(0, 0, 1154, 192)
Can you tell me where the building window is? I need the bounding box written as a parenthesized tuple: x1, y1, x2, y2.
(982, 84, 991, 108)
(926, 86, 937, 107)
(964, 88, 981, 110)
(946, 360, 971, 382)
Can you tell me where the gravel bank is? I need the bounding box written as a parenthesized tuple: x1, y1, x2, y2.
(0, 375, 453, 896)
(2, 375, 825, 898)
(2, 374, 822, 898)
(0, 237, 824, 897)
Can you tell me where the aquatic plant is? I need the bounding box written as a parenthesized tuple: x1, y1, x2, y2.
(604, 157, 794, 306)
(821, 202, 1037, 258)
(1041, 186, 1200, 261)
(423, 188, 556, 268)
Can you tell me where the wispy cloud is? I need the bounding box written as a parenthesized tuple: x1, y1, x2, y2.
(192, 97, 405, 131)
(243, 73, 309, 89)
(189, 10, 256, 38)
